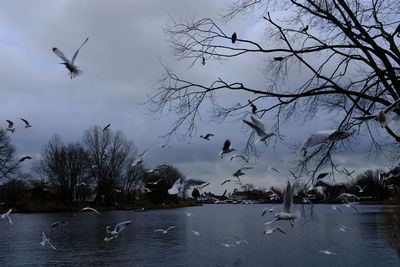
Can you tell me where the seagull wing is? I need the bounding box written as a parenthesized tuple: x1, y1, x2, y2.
(20, 118, 30, 126)
(52, 47, 70, 62)
(166, 226, 176, 231)
(115, 221, 132, 233)
(384, 99, 400, 113)
(243, 119, 266, 139)
(250, 114, 267, 132)
(79, 207, 101, 215)
(47, 240, 58, 250)
(205, 134, 214, 139)
(71, 37, 89, 64)
(3, 214, 12, 224)
(282, 182, 293, 213)
(6, 120, 14, 128)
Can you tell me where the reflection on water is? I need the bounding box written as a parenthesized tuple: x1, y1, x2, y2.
(0, 205, 399, 266)
(383, 207, 400, 255)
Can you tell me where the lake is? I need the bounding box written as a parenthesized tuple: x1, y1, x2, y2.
(0, 204, 399, 266)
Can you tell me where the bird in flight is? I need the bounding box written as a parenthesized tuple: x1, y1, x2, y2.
(355, 185, 367, 193)
(298, 130, 352, 156)
(248, 100, 257, 114)
(154, 226, 176, 234)
(231, 32, 237, 43)
(243, 114, 275, 142)
(103, 123, 111, 131)
(20, 118, 32, 128)
(40, 232, 57, 250)
(19, 156, 32, 162)
(351, 99, 400, 128)
(220, 179, 232, 185)
(52, 37, 89, 79)
(200, 133, 214, 140)
(219, 139, 236, 158)
(6, 120, 15, 133)
(1, 209, 13, 224)
(79, 207, 101, 215)
(104, 221, 132, 241)
(264, 226, 286, 235)
(318, 250, 337, 255)
(50, 221, 68, 228)
(233, 167, 253, 178)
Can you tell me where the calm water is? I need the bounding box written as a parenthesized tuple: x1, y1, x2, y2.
(1, 204, 399, 267)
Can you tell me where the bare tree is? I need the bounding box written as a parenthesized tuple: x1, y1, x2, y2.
(35, 135, 90, 204)
(83, 126, 136, 205)
(0, 129, 19, 179)
(149, 0, 400, 181)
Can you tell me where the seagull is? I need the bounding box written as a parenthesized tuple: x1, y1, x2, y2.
(355, 185, 367, 193)
(201, 56, 206, 65)
(1, 209, 12, 224)
(200, 133, 214, 140)
(248, 100, 257, 114)
(232, 236, 248, 245)
(264, 226, 286, 235)
(318, 250, 337, 255)
(20, 118, 32, 128)
(343, 168, 355, 177)
(266, 164, 280, 173)
(138, 149, 148, 158)
(51, 221, 68, 228)
(243, 114, 275, 142)
(132, 157, 143, 167)
(52, 37, 89, 79)
(230, 154, 249, 163)
(192, 230, 200, 236)
(40, 232, 57, 250)
(147, 178, 162, 185)
(19, 156, 32, 162)
(231, 32, 237, 43)
(331, 205, 344, 214)
(334, 223, 351, 232)
(103, 123, 111, 131)
(221, 179, 232, 185)
(274, 56, 285, 61)
(105, 221, 132, 241)
(154, 226, 176, 234)
(79, 207, 100, 215)
(298, 130, 353, 156)
(158, 144, 170, 148)
(219, 139, 236, 158)
(233, 167, 253, 178)
(352, 99, 400, 128)
(185, 212, 197, 217)
(168, 178, 206, 195)
(220, 243, 235, 248)
(265, 182, 300, 226)
(6, 120, 15, 133)
(301, 25, 309, 33)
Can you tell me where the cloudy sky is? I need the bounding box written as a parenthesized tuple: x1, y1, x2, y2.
(0, 0, 391, 194)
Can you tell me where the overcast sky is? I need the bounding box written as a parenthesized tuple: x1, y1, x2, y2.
(0, 0, 393, 194)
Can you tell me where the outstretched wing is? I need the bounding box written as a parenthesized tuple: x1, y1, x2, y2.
(52, 47, 70, 62)
(116, 221, 132, 233)
(6, 120, 14, 128)
(166, 226, 176, 231)
(20, 118, 30, 126)
(71, 37, 89, 64)
(243, 119, 265, 138)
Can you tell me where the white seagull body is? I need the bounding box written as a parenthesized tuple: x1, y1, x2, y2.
(52, 37, 89, 79)
(104, 221, 132, 241)
(168, 178, 206, 195)
(243, 114, 275, 142)
(298, 130, 352, 156)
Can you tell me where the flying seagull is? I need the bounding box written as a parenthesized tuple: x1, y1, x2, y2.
(20, 118, 32, 128)
(201, 57, 206, 66)
(200, 134, 214, 140)
(52, 37, 89, 79)
(168, 178, 206, 195)
(6, 120, 15, 133)
(248, 99, 257, 114)
(221, 179, 232, 185)
(1, 209, 12, 224)
(231, 32, 237, 43)
(19, 156, 32, 162)
(104, 221, 132, 241)
(154, 226, 176, 234)
(351, 99, 400, 128)
(192, 230, 200, 236)
(355, 185, 367, 193)
(243, 114, 275, 142)
(40, 232, 57, 250)
(219, 139, 236, 158)
(232, 236, 248, 245)
(264, 226, 286, 235)
(233, 167, 253, 178)
(298, 130, 352, 156)
(265, 182, 300, 226)
(79, 207, 100, 215)
(318, 250, 337, 255)
(103, 123, 111, 131)
(230, 154, 249, 163)
(51, 221, 68, 228)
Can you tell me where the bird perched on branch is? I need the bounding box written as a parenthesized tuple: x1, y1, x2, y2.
(52, 37, 89, 79)
(231, 32, 237, 43)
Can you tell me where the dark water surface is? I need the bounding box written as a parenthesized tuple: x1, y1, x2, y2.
(1, 204, 399, 266)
